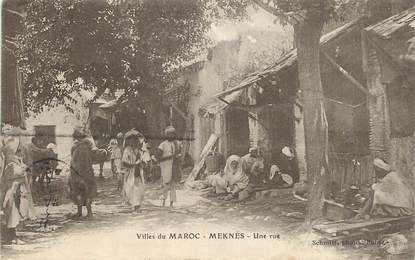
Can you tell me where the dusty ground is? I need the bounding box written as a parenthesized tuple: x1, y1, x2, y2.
(1, 167, 413, 260)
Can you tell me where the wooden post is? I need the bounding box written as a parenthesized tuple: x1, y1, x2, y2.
(186, 134, 219, 182)
(169, 106, 173, 126)
(361, 30, 369, 74)
(294, 99, 307, 181)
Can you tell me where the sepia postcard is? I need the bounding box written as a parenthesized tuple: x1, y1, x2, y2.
(1, 0, 414, 259)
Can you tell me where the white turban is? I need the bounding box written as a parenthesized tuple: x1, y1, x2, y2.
(282, 146, 294, 158)
(373, 158, 391, 172)
(164, 126, 175, 134)
(249, 146, 258, 153)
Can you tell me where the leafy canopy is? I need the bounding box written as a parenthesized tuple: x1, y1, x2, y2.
(15, 0, 362, 114)
(15, 0, 249, 114)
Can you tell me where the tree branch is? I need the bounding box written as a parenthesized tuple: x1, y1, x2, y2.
(4, 39, 18, 47)
(4, 8, 25, 18)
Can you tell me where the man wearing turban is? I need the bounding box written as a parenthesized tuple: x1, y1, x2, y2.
(155, 126, 181, 207)
(352, 158, 414, 221)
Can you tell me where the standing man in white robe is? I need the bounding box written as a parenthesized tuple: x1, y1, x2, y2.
(156, 126, 181, 207)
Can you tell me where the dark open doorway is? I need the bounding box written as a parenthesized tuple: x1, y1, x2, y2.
(225, 107, 250, 157)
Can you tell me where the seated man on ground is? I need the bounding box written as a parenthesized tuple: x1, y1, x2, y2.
(249, 157, 267, 185)
(241, 147, 266, 183)
(352, 158, 414, 221)
(268, 165, 293, 188)
(241, 147, 260, 173)
(208, 155, 249, 201)
(202, 147, 224, 179)
(236, 159, 265, 200)
(278, 146, 299, 185)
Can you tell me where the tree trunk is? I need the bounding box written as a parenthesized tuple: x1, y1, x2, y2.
(294, 15, 329, 225)
(142, 91, 166, 147)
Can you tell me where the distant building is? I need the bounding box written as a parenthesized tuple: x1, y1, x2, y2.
(167, 27, 291, 163)
(25, 91, 91, 161)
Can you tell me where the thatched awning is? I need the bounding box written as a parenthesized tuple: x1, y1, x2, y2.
(365, 7, 415, 39)
(199, 89, 243, 117)
(364, 7, 415, 82)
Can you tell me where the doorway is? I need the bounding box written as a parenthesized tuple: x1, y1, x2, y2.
(225, 108, 250, 157)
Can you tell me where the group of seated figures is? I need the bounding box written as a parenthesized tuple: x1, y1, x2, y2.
(202, 146, 299, 201)
(202, 145, 414, 221)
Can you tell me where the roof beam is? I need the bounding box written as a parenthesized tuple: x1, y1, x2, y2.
(321, 50, 370, 96)
(213, 78, 257, 98)
(217, 97, 269, 131)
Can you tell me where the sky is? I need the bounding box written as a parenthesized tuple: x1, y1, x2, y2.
(178, 5, 293, 70)
(209, 5, 292, 43)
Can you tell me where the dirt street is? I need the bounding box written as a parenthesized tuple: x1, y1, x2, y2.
(1, 168, 412, 260)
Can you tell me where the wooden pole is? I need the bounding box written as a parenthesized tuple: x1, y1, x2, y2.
(361, 30, 369, 74)
(321, 50, 369, 95)
(170, 102, 189, 120)
(169, 106, 173, 126)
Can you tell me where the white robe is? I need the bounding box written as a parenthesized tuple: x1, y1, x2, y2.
(372, 171, 414, 212)
(158, 141, 175, 184)
(121, 146, 145, 206)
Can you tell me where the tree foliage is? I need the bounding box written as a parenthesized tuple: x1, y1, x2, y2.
(14, 0, 249, 114)
(13, 0, 366, 115)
